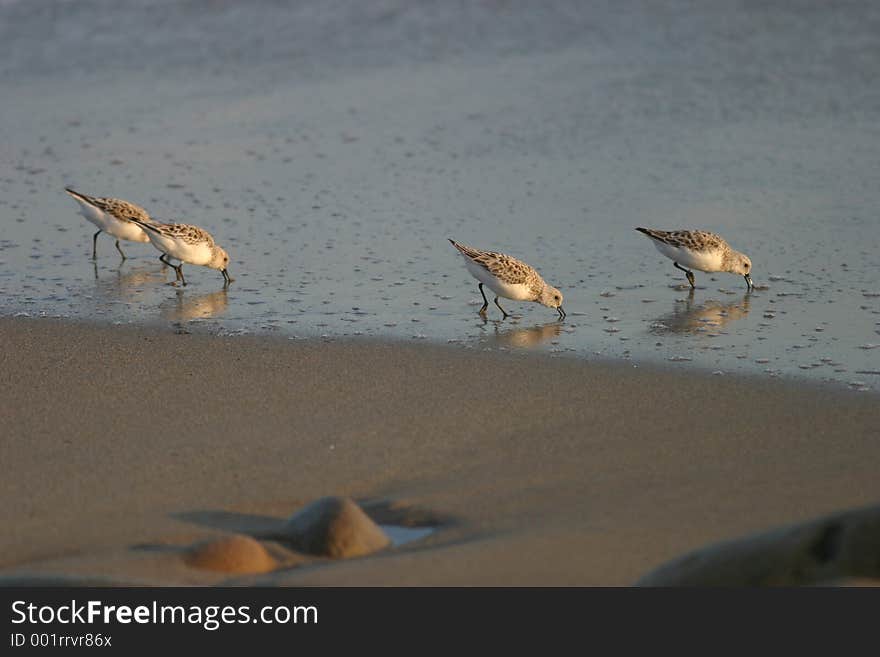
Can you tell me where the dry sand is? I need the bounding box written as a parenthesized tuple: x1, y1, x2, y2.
(1, 317, 878, 585)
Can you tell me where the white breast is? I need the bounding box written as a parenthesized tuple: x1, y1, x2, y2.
(147, 232, 213, 265)
(653, 241, 723, 273)
(107, 219, 150, 243)
(463, 257, 534, 301)
(73, 198, 149, 243)
(73, 198, 108, 228)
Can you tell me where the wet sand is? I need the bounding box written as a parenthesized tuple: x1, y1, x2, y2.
(1, 317, 878, 585)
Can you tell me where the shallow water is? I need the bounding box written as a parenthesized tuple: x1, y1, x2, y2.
(1, 0, 878, 390)
(380, 525, 435, 549)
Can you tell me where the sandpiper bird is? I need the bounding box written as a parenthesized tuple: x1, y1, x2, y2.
(64, 187, 153, 260)
(449, 239, 565, 319)
(636, 228, 754, 290)
(128, 218, 232, 287)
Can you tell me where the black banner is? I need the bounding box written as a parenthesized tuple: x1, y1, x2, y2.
(1, 587, 877, 650)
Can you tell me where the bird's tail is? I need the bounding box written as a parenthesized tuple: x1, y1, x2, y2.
(128, 216, 160, 234)
(448, 238, 480, 259)
(635, 227, 668, 241)
(64, 187, 95, 205)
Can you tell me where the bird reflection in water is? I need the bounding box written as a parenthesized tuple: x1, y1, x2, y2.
(92, 262, 168, 302)
(160, 288, 229, 321)
(481, 320, 564, 348)
(650, 290, 751, 335)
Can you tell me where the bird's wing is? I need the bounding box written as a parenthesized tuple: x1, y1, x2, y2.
(127, 220, 214, 246)
(636, 228, 724, 252)
(92, 197, 151, 223)
(449, 239, 534, 285)
(167, 223, 216, 247)
(65, 188, 150, 223)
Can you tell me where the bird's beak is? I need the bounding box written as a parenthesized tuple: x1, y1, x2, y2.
(744, 273, 753, 290)
(557, 306, 566, 320)
(222, 268, 233, 285)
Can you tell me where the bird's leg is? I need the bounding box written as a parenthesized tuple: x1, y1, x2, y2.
(160, 255, 177, 284)
(494, 296, 510, 320)
(164, 259, 185, 287)
(114, 240, 127, 261)
(673, 262, 695, 288)
(478, 283, 489, 315)
(91, 230, 101, 260)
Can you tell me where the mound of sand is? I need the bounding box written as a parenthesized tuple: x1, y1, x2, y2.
(280, 497, 391, 559)
(184, 534, 277, 574)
